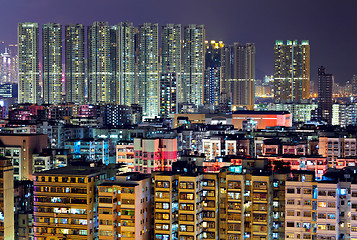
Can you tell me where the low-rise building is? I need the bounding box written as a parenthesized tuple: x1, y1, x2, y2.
(33, 166, 107, 239)
(97, 173, 151, 239)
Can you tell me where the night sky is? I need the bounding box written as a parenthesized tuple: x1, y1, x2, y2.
(0, 0, 356, 85)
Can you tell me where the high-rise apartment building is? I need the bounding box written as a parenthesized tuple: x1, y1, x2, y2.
(138, 23, 159, 117)
(87, 22, 112, 103)
(117, 22, 136, 105)
(97, 173, 151, 240)
(43, 23, 63, 104)
(65, 24, 85, 103)
(318, 66, 333, 124)
(18, 22, 40, 104)
(33, 166, 107, 239)
(221, 42, 255, 110)
(232, 43, 255, 110)
(274, 40, 310, 103)
(220, 45, 233, 111)
(182, 25, 205, 107)
(204, 40, 224, 107)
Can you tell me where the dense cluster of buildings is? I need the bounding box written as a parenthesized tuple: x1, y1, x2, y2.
(0, 101, 356, 239)
(0, 18, 354, 240)
(16, 22, 257, 118)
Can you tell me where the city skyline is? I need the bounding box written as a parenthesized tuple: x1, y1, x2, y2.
(0, 0, 356, 84)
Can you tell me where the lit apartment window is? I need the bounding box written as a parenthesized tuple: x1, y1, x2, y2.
(287, 211, 294, 216)
(286, 233, 294, 238)
(180, 181, 194, 189)
(227, 181, 241, 189)
(327, 225, 335, 231)
(155, 202, 170, 209)
(318, 225, 326, 230)
(180, 193, 194, 200)
(304, 188, 312, 194)
(179, 225, 194, 232)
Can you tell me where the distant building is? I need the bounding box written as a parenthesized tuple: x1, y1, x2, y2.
(273, 103, 318, 123)
(64, 138, 109, 165)
(87, 22, 112, 103)
(18, 23, 40, 104)
(221, 42, 255, 110)
(317, 66, 333, 124)
(161, 24, 181, 104)
(274, 40, 310, 103)
(117, 22, 136, 106)
(352, 75, 357, 96)
(0, 48, 18, 84)
(0, 83, 17, 99)
(102, 104, 132, 127)
(138, 23, 159, 117)
(42, 23, 63, 104)
(182, 25, 205, 107)
(232, 110, 292, 129)
(204, 40, 224, 107)
(65, 24, 85, 104)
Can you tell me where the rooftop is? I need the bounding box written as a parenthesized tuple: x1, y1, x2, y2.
(232, 110, 290, 115)
(34, 165, 106, 176)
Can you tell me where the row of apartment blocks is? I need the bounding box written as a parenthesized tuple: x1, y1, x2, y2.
(0, 130, 356, 183)
(26, 159, 357, 240)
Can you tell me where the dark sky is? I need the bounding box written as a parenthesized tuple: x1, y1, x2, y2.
(0, 0, 356, 84)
